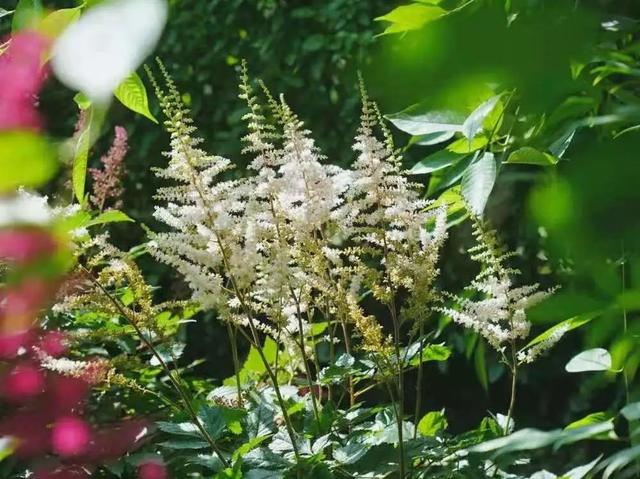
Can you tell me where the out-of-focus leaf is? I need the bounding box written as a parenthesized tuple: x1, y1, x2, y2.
(461, 95, 502, 140)
(114, 72, 158, 123)
(621, 402, 640, 422)
(461, 152, 496, 216)
(525, 313, 596, 349)
(375, 4, 446, 35)
(474, 339, 489, 393)
(72, 105, 106, 203)
(417, 410, 448, 437)
(85, 210, 134, 227)
(506, 147, 558, 165)
(565, 412, 612, 431)
(410, 149, 465, 175)
(0, 8, 14, 19)
(37, 7, 81, 39)
(600, 445, 640, 479)
(0, 131, 57, 192)
(562, 456, 601, 479)
(386, 106, 465, 136)
(0, 437, 15, 462)
(549, 129, 576, 158)
(565, 348, 612, 373)
(12, 0, 42, 32)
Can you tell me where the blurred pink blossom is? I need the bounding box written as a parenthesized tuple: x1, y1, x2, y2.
(138, 460, 169, 479)
(34, 464, 90, 479)
(0, 31, 50, 131)
(0, 229, 58, 263)
(1, 362, 45, 401)
(52, 416, 91, 457)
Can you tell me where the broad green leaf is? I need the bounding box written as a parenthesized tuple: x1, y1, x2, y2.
(461, 152, 496, 216)
(85, 210, 134, 227)
(430, 185, 468, 227)
(427, 154, 473, 195)
(506, 147, 558, 166)
(621, 402, 640, 421)
(561, 456, 601, 479)
(198, 406, 227, 440)
(417, 410, 448, 437)
(565, 348, 612, 373)
(72, 105, 107, 203)
(565, 412, 612, 430)
(448, 136, 488, 153)
(0, 131, 57, 192)
(12, 0, 42, 32)
(114, 72, 157, 123)
(38, 7, 81, 39)
(386, 106, 465, 136)
(410, 149, 465, 175)
(412, 130, 456, 146)
(406, 342, 451, 366)
(156, 421, 201, 437)
(461, 94, 502, 140)
(375, 4, 446, 35)
(601, 445, 640, 479)
(525, 313, 596, 349)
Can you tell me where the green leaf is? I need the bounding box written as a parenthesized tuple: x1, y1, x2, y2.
(85, 210, 134, 227)
(474, 339, 489, 393)
(430, 185, 468, 227)
(621, 402, 640, 422)
(114, 72, 157, 123)
(0, 131, 57, 192)
(524, 313, 596, 349)
(412, 131, 456, 146)
(410, 149, 465, 175)
(198, 406, 227, 440)
(12, 0, 42, 32)
(0, 8, 14, 19)
(37, 7, 81, 38)
(461, 152, 496, 216)
(405, 342, 451, 366)
(160, 439, 209, 449)
(417, 410, 448, 437)
(561, 456, 601, 479)
(461, 95, 502, 140)
(386, 106, 465, 136)
(375, 4, 446, 34)
(0, 437, 15, 463)
(72, 105, 106, 203)
(506, 147, 558, 166)
(565, 348, 612, 373)
(447, 136, 488, 153)
(565, 412, 612, 430)
(601, 445, 640, 479)
(156, 421, 201, 437)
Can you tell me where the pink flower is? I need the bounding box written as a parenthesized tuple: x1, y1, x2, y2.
(0, 229, 57, 263)
(82, 419, 150, 462)
(0, 31, 50, 131)
(90, 126, 128, 211)
(39, 330, 68, 357)
(51, 416, 91, 457)
(49, 375, 89, 415)
(0, 329, 33, 358)
(138, 460, 168, 479)
(1, 362, 45, 401)
(0, 409, 51, 458)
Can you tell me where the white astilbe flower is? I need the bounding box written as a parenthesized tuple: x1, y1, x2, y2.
(440, 217, 556, 353)
(148, 65, 449, 362)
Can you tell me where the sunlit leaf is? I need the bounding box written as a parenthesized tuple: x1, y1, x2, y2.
(114, 72, 158, 123)
(461, 152, 496, 216)
(447, 136, 488, 154)
(506, 147, 558, 166)
(0, 130, 57, 192)
(386, 106, 465, 136)
(37, 7, 81, 39)
(565, 348, 612, 373)
(417, 410, 448, 437)
(461, 94, 502, 140)
(375, 4, 446, 35)
(525, 313, 596, 349)
(85, 210, 134, 227)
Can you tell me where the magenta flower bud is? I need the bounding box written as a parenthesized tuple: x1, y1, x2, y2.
(0, 229, 57, 263)
(138, 460, 168, 479)
(39, 331, 68, 357)
(51, 416, 91, 457)
(1, 363, 45, 401)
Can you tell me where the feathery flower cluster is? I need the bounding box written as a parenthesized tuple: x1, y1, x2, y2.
(147, 63, 448, 362)
(440, 218, 556, 354)
(90, 125, 129, 211)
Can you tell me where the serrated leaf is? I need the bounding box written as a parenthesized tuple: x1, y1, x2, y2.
(565, 348, 612, 373)
(410, 149, 465, 175)
(375, 4, 446, 35)
(507, 147, 558, 165)
(461, 152, 496, 216)
(114, 72, 157, 123)
(0, 131, 57, 192)
(156, 421, 201, 437)
(85, 210, 134, 227)
(461, 95, 502, 140)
